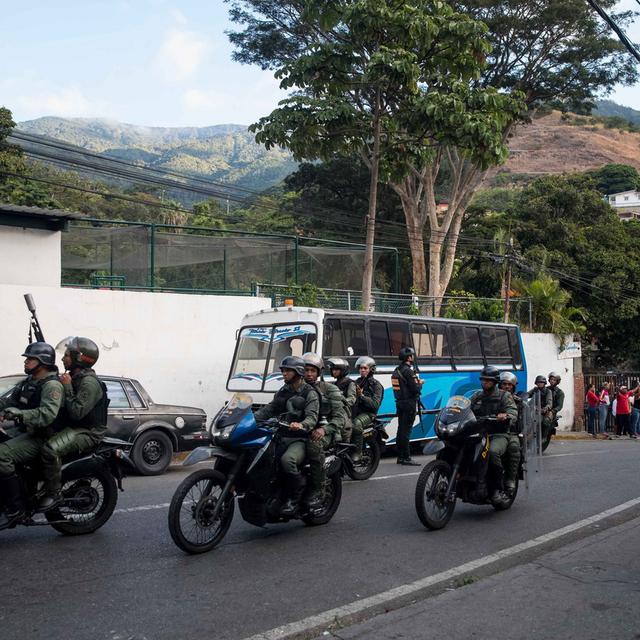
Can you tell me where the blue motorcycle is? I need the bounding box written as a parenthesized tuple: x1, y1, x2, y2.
(168, 393, 343, 554)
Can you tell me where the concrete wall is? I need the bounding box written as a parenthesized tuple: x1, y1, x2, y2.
(522, 333, 575, 430)
(0, 285, 270, 419)
(0, 227, 61, 287)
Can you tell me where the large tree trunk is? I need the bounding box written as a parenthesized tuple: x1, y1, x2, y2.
(361, 91, 382, 312)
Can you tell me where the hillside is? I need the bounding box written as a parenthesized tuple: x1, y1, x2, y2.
(594, 99, 640, 125)
(17, 117, 297, 193)
(490, 111, 640, 183)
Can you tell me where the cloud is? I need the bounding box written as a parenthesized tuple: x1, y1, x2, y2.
(182, 88, 224, 113)
(155, 28, 209, 83)
(14, 87, 108, 119)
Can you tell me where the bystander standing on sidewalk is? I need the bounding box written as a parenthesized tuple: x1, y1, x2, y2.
(632, 384, 640, 438)
(598, 382, 611, 436)
(585, 383, 599, 437)
(613, 384, 640, 438)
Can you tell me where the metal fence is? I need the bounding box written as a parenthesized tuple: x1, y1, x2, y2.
(61, 219, 400, 293)
(583, 372, 640, 434)
(255, 283, 533, 325)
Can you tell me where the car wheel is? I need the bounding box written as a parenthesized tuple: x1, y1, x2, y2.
(132, 430, 173, 476)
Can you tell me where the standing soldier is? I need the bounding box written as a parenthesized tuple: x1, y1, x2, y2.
(498, 371, 522, 494)
(351, 356, 383, 463)
(391, 347, 423, 466)
(0, 343, 64, 527)
(470, 366, 518, 505)
(38, 337, 108, 511)
(302, 353, 346, 509)
(254, 356, 319, 517)
(327, 357, 356, 444)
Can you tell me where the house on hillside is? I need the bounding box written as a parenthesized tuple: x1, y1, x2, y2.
(606, 190, 640, 221)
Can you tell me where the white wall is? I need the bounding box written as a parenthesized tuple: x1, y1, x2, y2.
(0, 227, 61, 287)
(0, 285, 270, 419)
(522, 332, 575, 430)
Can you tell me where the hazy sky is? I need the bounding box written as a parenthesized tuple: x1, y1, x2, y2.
(2, 0, 639, 127)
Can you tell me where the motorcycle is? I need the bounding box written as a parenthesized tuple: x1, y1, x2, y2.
(168, 393, 343, 554)
(341, 416, 388, 481)
(0, 431, 134, 535)
(541, 414, 558, 453)
(414, 395, 526, 531)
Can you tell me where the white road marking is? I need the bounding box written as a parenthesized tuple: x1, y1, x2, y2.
(544, 449, 608, 458)
(114, 503, 170, 514)
(240, 496, 640, 640)
(370, 471, 421, 481)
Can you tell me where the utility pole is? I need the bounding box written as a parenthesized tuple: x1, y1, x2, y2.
(503, 237, 514, 323)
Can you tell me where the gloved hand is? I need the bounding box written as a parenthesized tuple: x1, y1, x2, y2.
(3, 407, 23, 421)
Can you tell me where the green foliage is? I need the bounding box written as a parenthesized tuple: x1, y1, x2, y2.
(442, 290, 503, 322)
(594, 99, 640, 125)
(587, 164, 640, 195)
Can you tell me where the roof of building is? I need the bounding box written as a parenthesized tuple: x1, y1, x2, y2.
(0, 203, 85, 231)
(607, 189, 639, 198)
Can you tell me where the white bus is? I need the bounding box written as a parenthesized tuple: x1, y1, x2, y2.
(226, 306, 527, 444)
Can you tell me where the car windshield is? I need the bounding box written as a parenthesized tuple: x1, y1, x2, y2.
(228, 323, 317, 392)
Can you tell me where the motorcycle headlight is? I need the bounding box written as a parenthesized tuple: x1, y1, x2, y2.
(437, 421, 461, 436)
(212, 425, 235, 440)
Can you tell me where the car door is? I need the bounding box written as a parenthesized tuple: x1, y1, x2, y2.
(103, 378, 140, 441)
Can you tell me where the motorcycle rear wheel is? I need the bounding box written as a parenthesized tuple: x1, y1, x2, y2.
(541, 431, 552, 453)
(45, 463, 118, 535)
(302, 473, 342, 526)
(345, 438, 381, 481)
(168, 468, 235, 554)
(415, 460, 455, 530)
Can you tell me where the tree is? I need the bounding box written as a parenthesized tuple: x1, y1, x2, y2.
(245, 0, 520, 309)
(227, 0, 639, 311)
(588, 163, 640, 195)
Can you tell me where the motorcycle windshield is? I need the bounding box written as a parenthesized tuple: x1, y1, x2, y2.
(215, 393, 254, 428)
(439, 395, 472, 426)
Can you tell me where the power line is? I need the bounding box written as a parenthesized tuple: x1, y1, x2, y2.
(585, 0, 640, 63)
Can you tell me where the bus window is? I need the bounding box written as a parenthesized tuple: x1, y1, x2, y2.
(388, 321, 411, 356)
(412, 323, 433, 357)
(449, 325, 482, 363)
(265, 324, 317, 390)
(370, 321, 391, 356)
(427, 323, 450, 359)
(342, 319, 367, 356)
(323, 318, 344, 356)
(480, 327, 512, 362)
(508, 327, 523, 369)
(228, 326, 272, 391)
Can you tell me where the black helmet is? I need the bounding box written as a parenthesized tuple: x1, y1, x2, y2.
(499, 371, 518, 387)
(398, 346, 416, 362)
(535, 375, 547, 385)
(326, 357, 349, 374)
(280, 355, 305, 377)
(302, 352, 324, 372)
(22, 342, 56, 366)
(479, 365, 500, 383)
(63, 336, 99, 369)
(355, 356, 376, 374)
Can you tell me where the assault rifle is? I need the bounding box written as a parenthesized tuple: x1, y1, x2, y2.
(24, 293, 45, 343)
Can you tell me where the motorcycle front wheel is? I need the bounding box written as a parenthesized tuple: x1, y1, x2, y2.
(414, 460, 456, 530)
(302, 473, 342, 526)
(45, 462, 118, 535)
(168, 468, 235, 554)
(345, 438, 381, 481)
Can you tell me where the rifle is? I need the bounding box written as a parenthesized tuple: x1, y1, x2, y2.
(413, 357, 426, 432)
(24, 293, 45, 343)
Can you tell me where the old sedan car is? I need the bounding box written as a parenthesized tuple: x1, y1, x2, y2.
(0, 374, 208, 475)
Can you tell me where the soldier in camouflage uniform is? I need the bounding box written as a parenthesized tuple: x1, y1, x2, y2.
(351, 356, 384, 462)
(0, 343, 64, 527)
(470, 366, 518, 506)
(38, 337, 108, 511)
(327, 357, 356, 444)
(302, 353, 346, 509)
(498, 371, 523, 494)
(255, 356, 319, 517)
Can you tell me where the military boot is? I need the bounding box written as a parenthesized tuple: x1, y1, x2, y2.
(489, 467, 510, 506)
(0, 475, 25, 529)
(280, 473, 305, 517)
(305, 464, 326, 511)
(350, 431, 363, 463)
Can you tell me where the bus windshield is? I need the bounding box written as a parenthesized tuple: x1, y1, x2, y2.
(228, 323, 317, 392)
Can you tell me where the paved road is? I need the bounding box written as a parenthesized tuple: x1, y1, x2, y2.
(1, 440, 639, 640)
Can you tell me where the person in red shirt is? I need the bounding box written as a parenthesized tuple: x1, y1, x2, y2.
(614, 384, 640, 438)
(585, 383, 599, 436)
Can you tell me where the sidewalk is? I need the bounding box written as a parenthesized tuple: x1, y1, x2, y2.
(332, 516, 640, 640)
